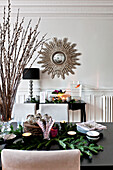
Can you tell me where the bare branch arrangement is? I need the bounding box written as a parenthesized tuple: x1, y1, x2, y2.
(0, 0, 46, 121)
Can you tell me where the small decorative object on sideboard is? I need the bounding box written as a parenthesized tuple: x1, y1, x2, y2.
(50, 89, 71, 102)
(70, 81, 82, 100)
(25, 97, 39, 103)
(52, 89, 66, 94)
(40, 92, 46, 103)
(61, 94, 71, 102)
(51, 89, 66, 100)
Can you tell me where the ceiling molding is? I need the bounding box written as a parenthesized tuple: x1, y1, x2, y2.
(0, 0, 113, 18)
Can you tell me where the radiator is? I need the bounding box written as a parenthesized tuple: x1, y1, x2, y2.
(102, 96, 113, 122)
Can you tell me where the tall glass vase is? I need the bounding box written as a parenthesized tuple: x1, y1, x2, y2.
(0, 110, 12, 134)
(0, 98, 13, 122)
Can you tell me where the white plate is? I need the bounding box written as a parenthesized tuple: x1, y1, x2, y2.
(76, 121, 106, 133)
(86, 131, 100, 138)
(3, 134, 16, 140)
(77, 126, 89, 134)
(77, 125, 102, 134)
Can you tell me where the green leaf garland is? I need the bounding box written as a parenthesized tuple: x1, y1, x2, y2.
(2, 123, 104, 160)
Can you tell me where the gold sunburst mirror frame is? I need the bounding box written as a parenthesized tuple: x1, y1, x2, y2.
(38, 37, 81, 79)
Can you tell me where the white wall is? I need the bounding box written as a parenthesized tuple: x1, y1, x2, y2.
(1, 0, 113, 122)
(1, 0, 113, 90)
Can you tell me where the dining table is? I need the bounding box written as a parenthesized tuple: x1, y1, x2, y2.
(0, 122, 113, 170)
(81, 122, 113, 170)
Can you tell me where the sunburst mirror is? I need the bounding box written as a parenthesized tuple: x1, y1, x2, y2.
(38, 37, 81, 79)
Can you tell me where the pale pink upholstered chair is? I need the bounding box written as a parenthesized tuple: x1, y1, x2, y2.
(39, 103, 69, 122)
(12, 103, 36, 122)
(1, 149, 80, 170)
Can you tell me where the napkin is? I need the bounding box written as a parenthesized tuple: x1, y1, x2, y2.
(76, 121, 107, 131)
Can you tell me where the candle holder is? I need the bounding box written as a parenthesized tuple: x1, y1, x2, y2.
(66, 97, 71, 102)
(60, 121, 67, 130)
(62, 97, 66, 102)
(50, 127, 58, 138)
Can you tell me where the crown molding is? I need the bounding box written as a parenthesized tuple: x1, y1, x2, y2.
(0, 0, 113, 18)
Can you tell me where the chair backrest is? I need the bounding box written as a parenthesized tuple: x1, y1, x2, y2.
(39, 103, 68, 122)
(12, 103, 36, 122)
(1, 149, 80, 170)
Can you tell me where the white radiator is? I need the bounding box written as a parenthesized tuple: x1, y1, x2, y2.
(102, 96, 113, 122)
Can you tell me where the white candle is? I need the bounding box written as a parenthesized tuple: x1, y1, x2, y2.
(62, 97, 65, 102)
(67, 131, 76, 136)
(22, 132, 32, 137)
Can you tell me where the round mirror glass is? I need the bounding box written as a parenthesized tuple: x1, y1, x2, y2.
(52, 52, 66, 65)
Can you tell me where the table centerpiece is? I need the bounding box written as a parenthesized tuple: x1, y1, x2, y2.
(0, 121, 104, 160)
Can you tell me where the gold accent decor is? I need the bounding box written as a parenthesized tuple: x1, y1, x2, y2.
(38, 37, 81, 79)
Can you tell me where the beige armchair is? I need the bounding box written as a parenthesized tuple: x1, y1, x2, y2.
(1, 149, 80, 170)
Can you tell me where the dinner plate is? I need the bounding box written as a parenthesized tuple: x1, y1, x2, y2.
(77, 126, 89, 134)
(3, 134, 16, 141)
(77, 124, 103, 134)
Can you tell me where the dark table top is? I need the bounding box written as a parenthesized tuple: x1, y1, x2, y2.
(0, 122, 113, 170)
(81, 122, 113, 169)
